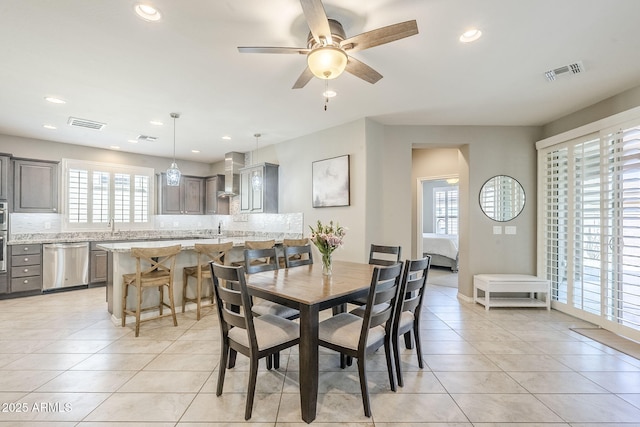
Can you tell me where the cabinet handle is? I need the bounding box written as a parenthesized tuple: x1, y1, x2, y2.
(23, 279, 29, 284)
(24, 258, 29, 262)
(23, 268, 29, 273)
(23, 247, 29, 251)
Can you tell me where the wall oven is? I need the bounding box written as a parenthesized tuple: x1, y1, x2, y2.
(0, 200, 7, 272)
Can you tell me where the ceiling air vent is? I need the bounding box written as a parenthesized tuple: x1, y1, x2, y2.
(67, 117, 106, 130)
(544, 61, 585, 82)
(137, 135, 158, 142)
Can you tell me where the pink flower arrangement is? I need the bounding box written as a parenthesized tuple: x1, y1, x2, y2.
(309, 220, 346, 274)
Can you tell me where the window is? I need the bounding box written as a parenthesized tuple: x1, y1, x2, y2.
(433, 186, 458, 235)
(63, 159, 154, 229)
(540, 121, 640, 340)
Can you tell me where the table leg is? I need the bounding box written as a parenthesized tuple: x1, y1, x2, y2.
(298, 303, 319, 423)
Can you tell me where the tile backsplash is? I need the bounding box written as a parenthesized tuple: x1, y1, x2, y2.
(9, 212, 304, 243)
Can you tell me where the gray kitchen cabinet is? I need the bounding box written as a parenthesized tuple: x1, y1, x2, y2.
(205, 174, 228, 214)
(90, 242, 107, 284)
(0, 155, 10, 201)
(0, 273, 7, 294)
(13, 159, 59, 213)
(239, 163, 278, 213)
(157, 174, 205, 214)
(9, 244, 42, 293)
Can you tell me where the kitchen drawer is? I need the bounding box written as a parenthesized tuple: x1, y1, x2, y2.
(11, 254, 41, 267)
(11, 276, 42, 292)
(11, 265, 42, 278)
(11, 244, 42, 255)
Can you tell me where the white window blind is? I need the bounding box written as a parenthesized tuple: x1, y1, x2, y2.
(540, 121, 640, 340)
(63, 160, 153, 229)
(434, 186, 459, 235)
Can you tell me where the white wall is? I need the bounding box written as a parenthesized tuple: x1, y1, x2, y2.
(383, 125, 541, 297)
(272, 119, 368, 262)
(0, 134, 215, 176)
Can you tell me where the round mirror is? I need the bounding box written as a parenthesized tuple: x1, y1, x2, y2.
(479, 175, 525, 222)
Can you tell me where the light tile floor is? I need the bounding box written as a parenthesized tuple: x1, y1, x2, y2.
(1, 281, 640, 426)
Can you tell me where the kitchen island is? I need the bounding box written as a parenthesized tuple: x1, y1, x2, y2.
(98, 237, 281, 324)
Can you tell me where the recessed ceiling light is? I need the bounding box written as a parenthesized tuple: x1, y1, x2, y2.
(110, 145, 121, 150)
(43, 124, 57, 130)
(128, 139, 138, 144)
(222, 136, 232, 140)
(134, 4, 162, 22)
(44, 96, 66, 104)
(459, 28, 482, 43)
(150, 120, 163, 126)
(191, 149, 201, 153)
(323, 90, 337, 98)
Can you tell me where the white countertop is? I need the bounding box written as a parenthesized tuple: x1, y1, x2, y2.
(97, 236, 281, 253)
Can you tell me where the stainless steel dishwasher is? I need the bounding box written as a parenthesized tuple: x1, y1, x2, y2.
(43, 242, 89, 291)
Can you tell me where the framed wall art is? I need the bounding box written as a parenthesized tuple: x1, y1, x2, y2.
(312, 154, 350, 208)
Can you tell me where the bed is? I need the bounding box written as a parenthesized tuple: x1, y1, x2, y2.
(422, 233, 459, 272)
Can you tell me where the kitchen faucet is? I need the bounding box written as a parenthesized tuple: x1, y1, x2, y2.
(108, 218, 116, 233)
(217, 221, 222, 234)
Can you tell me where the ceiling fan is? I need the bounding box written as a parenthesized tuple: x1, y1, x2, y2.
(238, 0, 419, 89)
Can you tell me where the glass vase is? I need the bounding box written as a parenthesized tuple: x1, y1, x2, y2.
(321, 253, 332, 276)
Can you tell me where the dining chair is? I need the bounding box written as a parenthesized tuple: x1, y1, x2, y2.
(244, 247, 279, 274)
(283, 244, 313, 268)
(369, 244, 402, 266)
(280, 237, 309, 267)
(231, 239, 276, 266)
(121, 244, 181, 337)
(209, 262, 300, 420)
(392, 256, 431, 387)
(318, 262, 404, 417)
(182, 241, 233, 320)
(350, 243, 403, 307)
(244, 246, 299, 369)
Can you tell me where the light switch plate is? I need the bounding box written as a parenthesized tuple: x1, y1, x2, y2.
(505, 226, 517, 235)
(493, 226, 502, 235)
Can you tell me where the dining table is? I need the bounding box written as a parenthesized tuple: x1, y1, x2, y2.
(245, 260, 376, 424)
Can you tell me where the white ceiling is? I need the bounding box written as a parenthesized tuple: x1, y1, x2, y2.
(1, 0, 639, 163)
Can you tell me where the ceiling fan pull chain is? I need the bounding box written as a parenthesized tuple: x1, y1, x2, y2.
(324, 80, 329, 111)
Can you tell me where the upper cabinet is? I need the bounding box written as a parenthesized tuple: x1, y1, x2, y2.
(13, 158, 59, 213)
(239, 163, 278, 213)
(157, 174, 204, 215)
(205, 174, 229, 215)
(0, 155, 9, 200)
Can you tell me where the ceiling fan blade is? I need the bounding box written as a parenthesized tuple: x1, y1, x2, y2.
(345, 56, 383, 84)
(340, 20, 418, 53)
(292, 67, 314, 89)
(300, 0, 332, 44)
(238, 46, 309, 54)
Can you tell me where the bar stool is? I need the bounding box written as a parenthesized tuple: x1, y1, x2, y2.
(122, 244, 181, 337)
(182, 241, 233, 320)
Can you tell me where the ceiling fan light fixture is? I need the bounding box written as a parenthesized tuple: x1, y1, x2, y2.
(307, 46, 348, 80)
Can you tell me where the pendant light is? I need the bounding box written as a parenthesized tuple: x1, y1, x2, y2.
(251, 133, 262, 191)
(166, 112, 181, 186)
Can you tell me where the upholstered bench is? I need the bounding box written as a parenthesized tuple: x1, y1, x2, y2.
(473, 274, 550, 311)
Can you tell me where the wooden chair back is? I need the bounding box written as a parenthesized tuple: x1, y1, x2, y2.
(130, 245, 181, 284)
(244, 239, 275, 250)
(369, 244, 402, 266)
(194, 241, 233, 275)
(283, 244, 313, 268)
(244, 247, 279, 274)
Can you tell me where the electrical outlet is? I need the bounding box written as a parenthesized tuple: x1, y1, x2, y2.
(505, 226, 517, 235)
(493, 226, 502, 235)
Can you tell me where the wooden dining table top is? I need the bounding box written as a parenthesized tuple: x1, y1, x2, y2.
(244, 260, 376, 306)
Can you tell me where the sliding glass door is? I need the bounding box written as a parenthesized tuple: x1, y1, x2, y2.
(540, 121, 640, 340)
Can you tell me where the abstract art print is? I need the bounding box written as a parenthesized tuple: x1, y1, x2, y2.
(312, 155, 350, 207)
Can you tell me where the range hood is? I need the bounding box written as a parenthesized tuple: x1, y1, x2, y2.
(218, 151, 245, 197)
